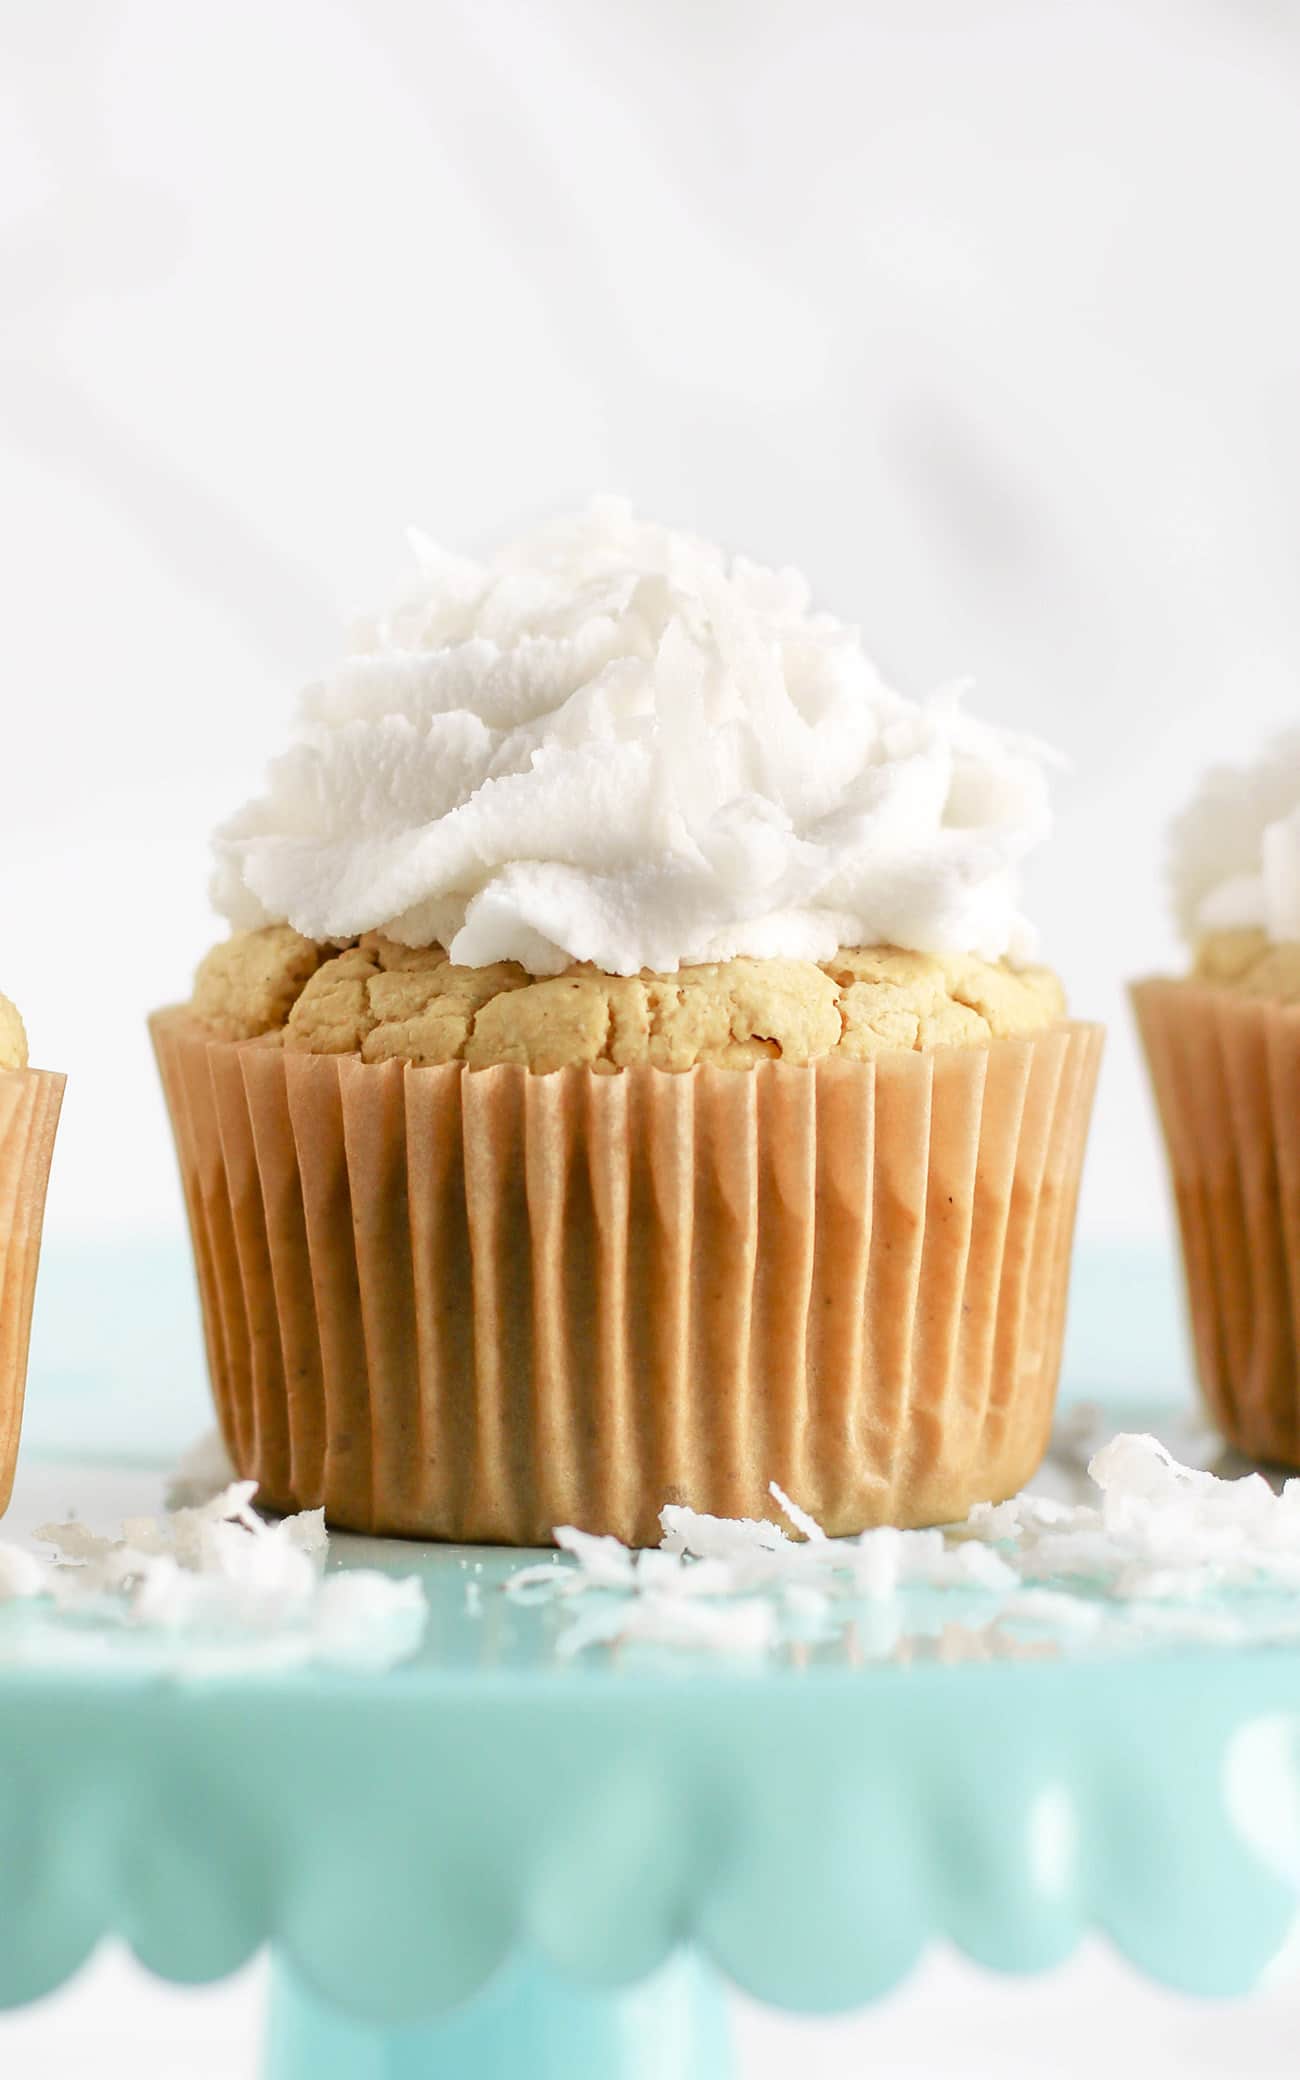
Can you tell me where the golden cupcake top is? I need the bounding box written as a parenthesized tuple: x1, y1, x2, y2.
(191, 927, 1064, 1072)
(1193, 927, 1300, 1003)
(0, 991, 27, 1072)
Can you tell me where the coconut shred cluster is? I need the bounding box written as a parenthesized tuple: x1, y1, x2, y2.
(0, 1463, 427, 1675)
(502, 1435, 1300, 1659)
(211, 499, 1054, 979)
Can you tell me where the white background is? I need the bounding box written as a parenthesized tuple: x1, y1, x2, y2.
(6, 1940, 1300, 2080)
(6, 0, 1300, 1256)
(3, 0, 1300, 2070)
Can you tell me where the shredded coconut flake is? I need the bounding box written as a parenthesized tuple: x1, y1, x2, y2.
(498, 1484, 1025, 1656)
(769, 1480, 826, 1544)
(0, 1543, 50, 1601)
(0, 1484, 427, 1673)
(487, 1432, 1300, 1658)
(965, 1432, 1300, 1614)
(554, 1525, 638, 1587)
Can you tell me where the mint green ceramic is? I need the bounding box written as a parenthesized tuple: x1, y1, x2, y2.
(1, 1238, 1296, 2078)
(268, 1954, 730, 2079)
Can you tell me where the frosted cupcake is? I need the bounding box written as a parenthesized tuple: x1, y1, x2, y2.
(0, 991, 64, 1515)
(1134, 734, 1300, 1466)
(153, 502, 1101, 1544)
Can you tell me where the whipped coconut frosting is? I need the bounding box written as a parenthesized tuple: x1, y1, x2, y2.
(1170, 732, 1300, 944)
(213, 500, 1055, 977)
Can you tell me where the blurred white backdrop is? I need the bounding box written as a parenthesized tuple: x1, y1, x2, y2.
(4, 0, 1298, 1251)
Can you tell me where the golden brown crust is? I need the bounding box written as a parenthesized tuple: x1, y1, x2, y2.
(191, 927, 1067, 1071)
(0, 991, 27, 1072)
(824, 948, 1064, 1059)
(191, 925, 330, 1040)
(285, 934, 533, 1066)
(1193, 928, 1300, 1003)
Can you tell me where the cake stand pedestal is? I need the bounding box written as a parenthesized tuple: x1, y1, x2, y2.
(2, 1446, 1300, 2080)
(267, 1952, 730, 2080)
(5, 1222, 1300, 2080)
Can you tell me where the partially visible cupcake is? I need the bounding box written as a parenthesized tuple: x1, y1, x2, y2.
(1134, 733, 1300, 1465)
(153, 501, 1101, 1544)
(0, 990, 64, 1515)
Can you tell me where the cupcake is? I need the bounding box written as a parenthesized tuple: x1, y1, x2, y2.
(1134, 733, 1300, 1466)
(153, 501, 1101, 1544)
(0, 990, 64, 1515)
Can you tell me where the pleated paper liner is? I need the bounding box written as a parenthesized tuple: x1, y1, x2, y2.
(0, 1068, 65, 1515)
(1133, 977, 1300, 1467)
(151, 1010, 1102, 1546)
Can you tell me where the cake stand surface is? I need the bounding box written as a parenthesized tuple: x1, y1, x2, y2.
(1, 1238, 1298, 2078)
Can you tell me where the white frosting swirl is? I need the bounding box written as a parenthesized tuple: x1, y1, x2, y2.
(212, 500, 1055, 976)
(1170, 731, 1300, 944)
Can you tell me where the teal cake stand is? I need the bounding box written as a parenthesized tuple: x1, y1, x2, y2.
(3, 1239, 1299, 2077)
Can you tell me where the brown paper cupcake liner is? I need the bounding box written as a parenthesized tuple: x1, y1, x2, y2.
(1133, 977, 1300, 1466)
(0, 1068, 65, 1516)
(151, 1011, 1102, 1545)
